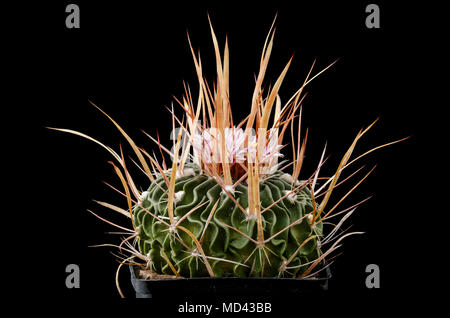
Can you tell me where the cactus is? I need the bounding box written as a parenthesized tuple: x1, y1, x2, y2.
(50, 17, 407, 293)
(134, 164, 322, 277)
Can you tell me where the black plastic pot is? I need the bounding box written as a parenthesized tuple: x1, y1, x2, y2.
(129, 265, 331, 298)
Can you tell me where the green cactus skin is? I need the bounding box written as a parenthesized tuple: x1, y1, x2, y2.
(134, 165, 322, 278)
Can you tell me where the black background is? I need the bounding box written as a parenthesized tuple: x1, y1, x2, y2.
(12, 0, 439, 313)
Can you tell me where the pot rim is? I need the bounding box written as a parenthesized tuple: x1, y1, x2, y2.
(129, 264, 332, 282)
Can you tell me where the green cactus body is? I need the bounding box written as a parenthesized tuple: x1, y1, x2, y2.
(134, 165, 322, 278)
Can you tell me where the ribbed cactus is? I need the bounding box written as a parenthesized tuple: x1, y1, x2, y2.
(134, 165, 322, 277)
(51, 17, 404, 291)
